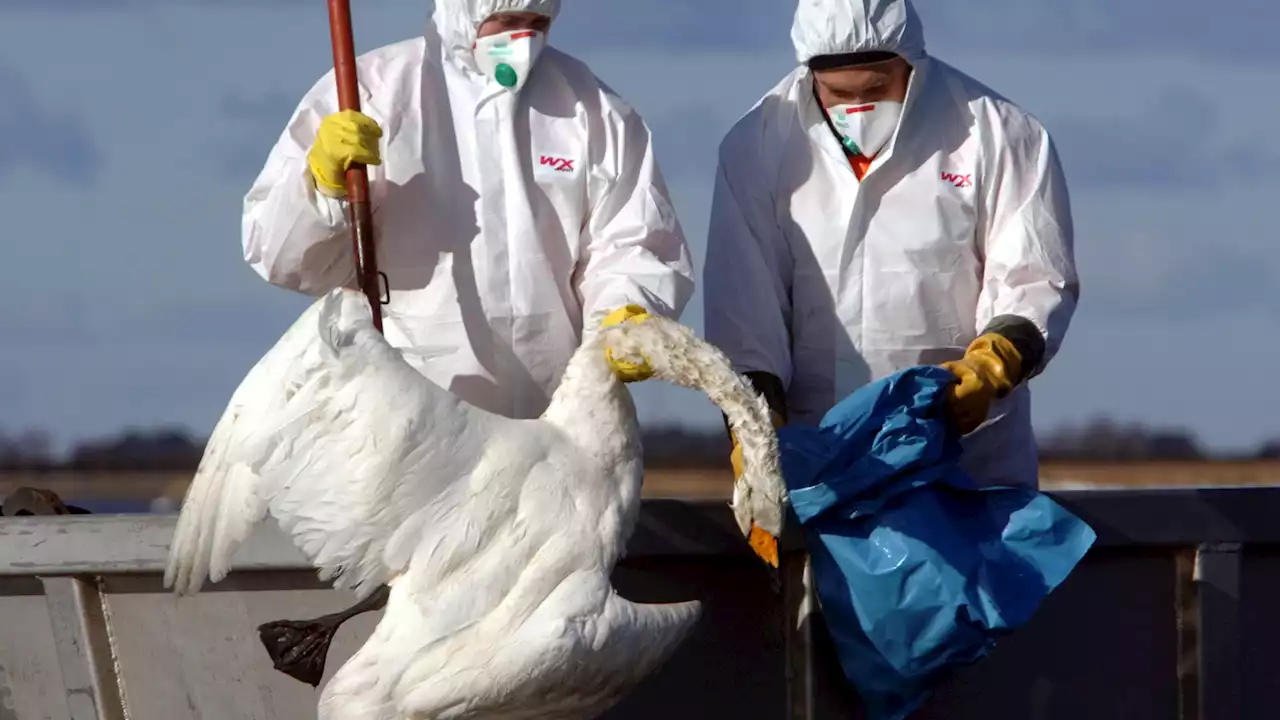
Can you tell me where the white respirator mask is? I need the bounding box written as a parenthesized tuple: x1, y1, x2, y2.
(472, 29, 546, 92)
(826, 101, 903, 158)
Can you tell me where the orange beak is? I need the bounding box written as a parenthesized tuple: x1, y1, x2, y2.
(748, 523, 779, 568)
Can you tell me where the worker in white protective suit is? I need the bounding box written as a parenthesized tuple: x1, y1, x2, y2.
(706, 0, 1079, 489)
(242, 0, 694, 419)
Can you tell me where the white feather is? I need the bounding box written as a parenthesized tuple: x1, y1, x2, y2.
(164, 288, 786, 719)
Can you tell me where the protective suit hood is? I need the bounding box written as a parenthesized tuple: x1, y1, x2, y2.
(431, 0, 561, 68)
(791, 0, 927, 65)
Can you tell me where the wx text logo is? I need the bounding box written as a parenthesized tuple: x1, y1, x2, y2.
(941, 172, 972, 189)
(539, 156, 576, 173)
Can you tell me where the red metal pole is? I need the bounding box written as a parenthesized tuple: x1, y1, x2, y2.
(326, 0, 385, 332)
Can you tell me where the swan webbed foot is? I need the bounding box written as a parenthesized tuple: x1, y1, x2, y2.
(256, 584, 392, 686)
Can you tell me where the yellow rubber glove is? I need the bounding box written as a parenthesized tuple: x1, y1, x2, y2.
(307, 110, 383, 197)
(940, 333, 1024, 435)
(600, 304, 654, 383)
(730, 408, 786, 567)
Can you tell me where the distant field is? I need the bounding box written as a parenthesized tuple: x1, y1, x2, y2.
(1037, 461, 1280, 490)
(3, 461, 1279, 508)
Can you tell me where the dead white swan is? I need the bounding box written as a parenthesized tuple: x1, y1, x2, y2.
(164, 287, 786, 719)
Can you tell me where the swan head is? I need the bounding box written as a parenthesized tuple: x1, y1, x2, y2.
(730, 434, 787, 569)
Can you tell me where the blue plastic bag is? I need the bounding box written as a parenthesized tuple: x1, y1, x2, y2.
(778, 366, 1097, 720)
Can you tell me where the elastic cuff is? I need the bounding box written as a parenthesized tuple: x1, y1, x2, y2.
(981, 315, 1046, 383)
(310, 171, 349, 199)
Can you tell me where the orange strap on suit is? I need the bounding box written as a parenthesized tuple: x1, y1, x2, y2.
(849, 153, 872, 181)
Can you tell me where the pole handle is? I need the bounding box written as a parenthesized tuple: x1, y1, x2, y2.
(326, 0, 385, 332)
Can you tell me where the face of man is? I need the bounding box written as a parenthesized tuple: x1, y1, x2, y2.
(812, 56, 911, 108)
(477, 11, 552, 38)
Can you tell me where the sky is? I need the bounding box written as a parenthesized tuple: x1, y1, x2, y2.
(0, 1, 1276, 454)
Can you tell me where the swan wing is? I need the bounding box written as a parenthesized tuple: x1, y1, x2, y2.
(165, 289, 493, 597)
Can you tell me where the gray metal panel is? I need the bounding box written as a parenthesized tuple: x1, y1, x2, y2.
(1, 553, 786, 717)
(0, 592, 72, 720)
(918, 551, 1180, 719)
(0, 501, 754, 578)
(800, 551, 1182, 720)
(67, 563, 780, 720)
(1052, 488, 1280, 546)
(0, 504, 785, 718)
(40, 577, 126, 720)
(103, 580, 379, 720)
(0, 514, 307, 577)
(1196, 544, 1243, 720)
(1239, 551, 1280, 720)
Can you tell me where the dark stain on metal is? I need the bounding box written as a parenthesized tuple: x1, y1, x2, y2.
(67, 687, 98, 717)
(0, 664, 19, 720)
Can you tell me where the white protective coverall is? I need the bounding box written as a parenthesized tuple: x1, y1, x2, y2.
(704, 0, 1078, 488)
(243, 0, 694, 419)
